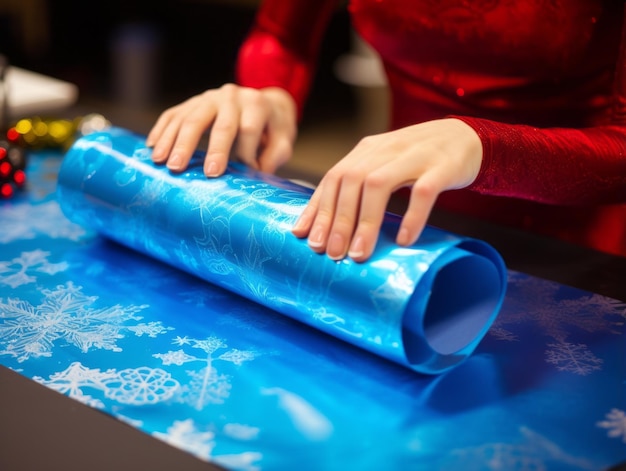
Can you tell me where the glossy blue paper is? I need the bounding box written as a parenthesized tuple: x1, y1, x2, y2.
(56, 127, 507, 374)
(1, 148, 625, 470)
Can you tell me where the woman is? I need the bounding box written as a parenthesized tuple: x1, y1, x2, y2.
(147, 0, 626, 262)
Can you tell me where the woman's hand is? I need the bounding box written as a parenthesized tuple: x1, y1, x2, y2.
(146, 84, 297, 176)
(291, 118, 483, 262)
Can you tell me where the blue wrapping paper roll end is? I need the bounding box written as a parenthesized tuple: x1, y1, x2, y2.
(56, 127, 507, 375)
(403, 242, 505, 373)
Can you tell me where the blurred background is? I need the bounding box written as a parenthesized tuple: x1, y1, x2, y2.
(0, 0, 390, 183)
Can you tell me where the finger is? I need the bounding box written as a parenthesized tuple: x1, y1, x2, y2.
(233, 95, 270, 169)
(291, 195, 318, 239)
(151, 114, 185, 165)
(257, 108, 296, 173)
(166, 103, 217, 172)
(149, 95, 199, 161)
(396, 171, 441, 247)
(204, 100, 240, 177)
(146, 110, 171, 148)
(257, 134, 293, 174)
(305, 170, 344, 254)
(291, 175, 327, 238)
(347, 170, 395, 262)
(325, 168, 367, 260)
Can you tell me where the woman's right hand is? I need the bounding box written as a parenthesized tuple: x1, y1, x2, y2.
(146, 84, 298, 177)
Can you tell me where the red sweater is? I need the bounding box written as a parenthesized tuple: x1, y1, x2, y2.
(236, 0, 626, 257)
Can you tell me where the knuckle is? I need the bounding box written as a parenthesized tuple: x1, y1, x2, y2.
(411, 179, 438, 201)
(274, 139, 294, 162)
(332, 213, 355, 232)
(362, 172, 388, 191)
(219, 83, 238, 94)
(180, 114, 206, 128)
(238, 121, 261, 137)
(355, 213, 384, 236)
(341, 167, 365, 186)
(160, 108, 176, 120)
(322, 167, 343, 186)
(211, 120, 238, 135)
(244, 90, 265, 107)
(315, 208, 335, 225)
(355, 134, 378, 150)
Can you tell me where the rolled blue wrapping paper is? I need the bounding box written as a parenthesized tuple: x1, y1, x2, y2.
(56, 127, 507, 374)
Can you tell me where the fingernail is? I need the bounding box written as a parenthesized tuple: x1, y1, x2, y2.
(145, 137, 154, 147)
(308, 226, 325, 248)
(292, 216, 306, 233)
(348, 235, 365, 259)
(167, 153, 182, 169)
(327, 233, 346, 260)
(205, 161, 218, 176)
(151, 148, 163, 161)
(397, 227, 410, 245)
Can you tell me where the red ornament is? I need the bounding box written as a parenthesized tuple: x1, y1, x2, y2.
(6, 127, 19, 143)
(0, 182, 13, 198)
(0, 161, 11, 177)
(13, 169, 26, 186)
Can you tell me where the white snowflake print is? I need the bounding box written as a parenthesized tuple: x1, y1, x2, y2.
(597, 409, 626, 443)
(0, 200, 87, 243)
(182, 367, 232, 410)
(0, 249, 69, 288)
(153, 335, 259, 410)
(545, 342, 603, 376)
(153, 419, 216, 460)
(102, 366, 179, 405)
(493, 273, 625, 343)
(153, 419, 263, 471)
(488, 326, 519, 342)
(490, 273, 625, 374)
(33, 361, 117, 409)
(35, 361, 180, 407)
(442, 426, 597, 471)
(0, 282, 168, 362)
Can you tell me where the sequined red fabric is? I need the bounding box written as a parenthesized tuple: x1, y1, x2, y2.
(236, 0, 626, 257)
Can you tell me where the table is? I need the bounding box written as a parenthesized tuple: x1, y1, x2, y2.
(1, 148, 625, 471)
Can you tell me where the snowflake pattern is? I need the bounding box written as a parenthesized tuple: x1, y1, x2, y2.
(0, 200, 87, 243)
(153, 335, 259, 410)
(103, 366, 179, 405)
(153, 419, 263, 471)
(34, 361, 179, 407)
(442, 426, 597, 471)
(33, 361, 117, 409)
(495, 273, 625, 341)
(545, 342, 604, 375)
(489, 273, 625, 375)
(597, 409, 626, 443)
(0, 249, 69, 288)
(0, 282, 169, 362)
(153, 419, 216, 460)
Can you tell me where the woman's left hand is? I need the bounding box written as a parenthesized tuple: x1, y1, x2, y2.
(291, 118, 483, 262)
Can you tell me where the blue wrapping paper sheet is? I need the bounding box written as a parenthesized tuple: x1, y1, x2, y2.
(0, 132, 624, 471)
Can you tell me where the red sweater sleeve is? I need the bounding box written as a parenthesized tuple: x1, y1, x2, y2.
(458, 119, 626, 206)
(459, 11, 626, 207)
(235, 0, 340, 119)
